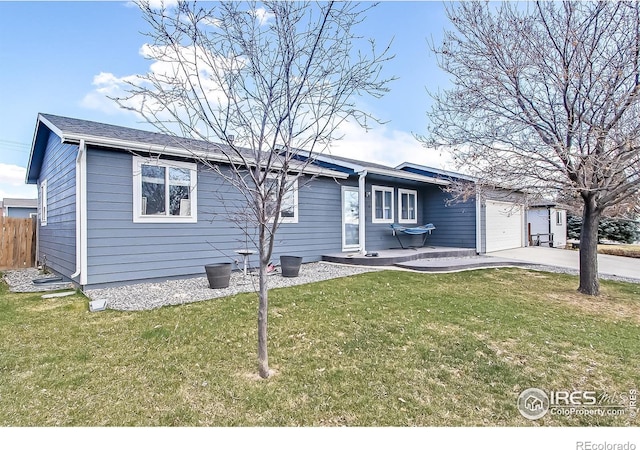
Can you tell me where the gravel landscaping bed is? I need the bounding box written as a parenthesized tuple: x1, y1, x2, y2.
(85, 262, 380, 311)
(2, 268, 75, 292)
(4, 261, 636, 312)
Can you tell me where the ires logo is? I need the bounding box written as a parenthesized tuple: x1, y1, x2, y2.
(549, 390, 597, 406)
(518, 388, 634, 420)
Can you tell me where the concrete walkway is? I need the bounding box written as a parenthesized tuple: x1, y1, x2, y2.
(395, 255, 529, 272)
(487, 247, 640, 281)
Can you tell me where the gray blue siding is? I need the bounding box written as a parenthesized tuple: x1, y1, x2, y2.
(363, 179, 476, 251)
(38, 143, 480, 288)
(85, 148, 345, 287)
(270, 176, 345, 260)
(37, 132, 77, 278)
(421, 185, 476, 248)
(364, 180, 420, 250)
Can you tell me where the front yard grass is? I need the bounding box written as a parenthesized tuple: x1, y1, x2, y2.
(0, 268, 638, 426)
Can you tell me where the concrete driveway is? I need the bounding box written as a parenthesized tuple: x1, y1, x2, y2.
(487, 247, 640, 281)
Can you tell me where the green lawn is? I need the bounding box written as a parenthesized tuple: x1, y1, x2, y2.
(0, 268, 638, 426)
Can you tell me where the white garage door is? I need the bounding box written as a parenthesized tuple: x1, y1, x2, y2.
(485, 200, 524, 252)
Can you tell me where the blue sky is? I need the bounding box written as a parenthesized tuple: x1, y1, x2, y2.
(0, 1, 453, 199)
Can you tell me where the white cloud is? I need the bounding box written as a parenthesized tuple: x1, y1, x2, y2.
(251, 7, 275, 26)
(0, 164, 37, 199)
(328, 120, 454, 171)
(82, 63, 455, 171)
(0, 163, 28, 186)
(82, 43, 237, 121)
(80, 30, 454, 174)
(80, 72, 142, 115)
(126, 0, 178, 9)
(147, 0, 178, 8)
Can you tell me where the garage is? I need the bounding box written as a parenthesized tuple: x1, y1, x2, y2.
(485, 200, 524, 252)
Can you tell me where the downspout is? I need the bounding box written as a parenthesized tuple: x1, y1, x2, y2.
(358, 170, 367, 255)
(475, 183, 482, 254)
(548, 207, 553, 247)
(71, 140, 87, 286)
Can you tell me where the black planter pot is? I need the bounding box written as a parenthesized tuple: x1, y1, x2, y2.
(205, 263, 232, 289)
(280, 255, 303, 278)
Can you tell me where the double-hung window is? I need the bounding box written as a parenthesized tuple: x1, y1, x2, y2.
(133, 156, 198, 223)
(398, 188, 417, 224)
(266, 174, 298, 224)
(372, 185, 394, 224)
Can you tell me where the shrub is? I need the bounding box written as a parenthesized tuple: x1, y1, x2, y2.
(566, 215, 640, 244)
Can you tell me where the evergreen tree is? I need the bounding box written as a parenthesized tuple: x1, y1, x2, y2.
(567, 215, 639, 244)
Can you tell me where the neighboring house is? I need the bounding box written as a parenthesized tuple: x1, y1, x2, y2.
(26, 113, 528, 289)
(0, 198, 38, 218)
(527, 204, 567, 248)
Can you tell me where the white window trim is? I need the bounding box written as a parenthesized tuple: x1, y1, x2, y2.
(40, 179, 48, 226)
(398, 188, 418, 224)
(266, 174, 299, 224)
(371, 185, 394, 224)
(132, 156, 198, 223)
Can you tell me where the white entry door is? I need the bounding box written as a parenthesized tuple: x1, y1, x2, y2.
(342, 186, 360, 251)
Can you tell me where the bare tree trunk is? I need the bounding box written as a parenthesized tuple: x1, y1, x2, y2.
(578, 198, 601, 296)
(257, 226, 270, 379)
(118, 1, 393, 379)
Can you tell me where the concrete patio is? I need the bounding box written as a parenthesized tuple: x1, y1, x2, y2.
(323, 246, 640, 281)
(322, 247, 476, 266)
(322, 247, 529, 272)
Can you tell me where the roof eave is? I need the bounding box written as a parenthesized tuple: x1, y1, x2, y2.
(311, 154, 450, 186)
(60, 133, 348, 179)
(365, 167, 450, 186)
(395, 161, 477, 182)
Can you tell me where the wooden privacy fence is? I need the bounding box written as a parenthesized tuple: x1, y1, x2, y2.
(0, 217, 37, 269)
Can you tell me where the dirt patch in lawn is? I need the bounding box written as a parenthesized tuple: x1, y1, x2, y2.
(543, 289, 640, 323)
(241, 368, 280, 382)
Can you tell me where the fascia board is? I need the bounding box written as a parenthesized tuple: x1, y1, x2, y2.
(396, 162, 477, 182)
(60, 134, 348, 179)
(26, 115, 66, 184)
(311, 154, 450, 186)
(366, 167, 451, 186)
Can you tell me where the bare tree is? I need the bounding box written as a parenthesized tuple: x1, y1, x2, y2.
(423, 1, 640, 295)
(116, 1, 392, 377)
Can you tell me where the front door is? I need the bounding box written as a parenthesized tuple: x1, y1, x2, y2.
(342, 186, 360, 251)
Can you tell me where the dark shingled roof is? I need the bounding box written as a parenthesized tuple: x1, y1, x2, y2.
(29, 113, 461, 186)
(27, 113, 352, 183)
(40, 113, 230, 154)
(40, 114, 409, 173)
